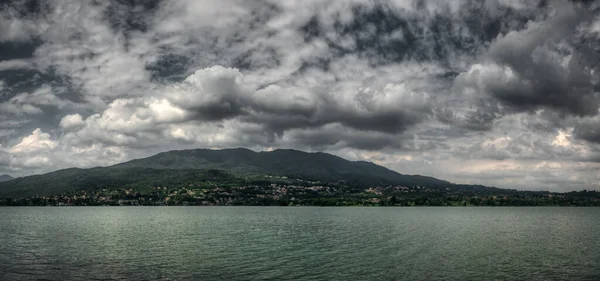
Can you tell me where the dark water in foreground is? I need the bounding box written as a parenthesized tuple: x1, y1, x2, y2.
(1, 207, 599, 281)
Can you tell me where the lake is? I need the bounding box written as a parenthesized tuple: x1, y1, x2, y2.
(1, 207, 599, 281)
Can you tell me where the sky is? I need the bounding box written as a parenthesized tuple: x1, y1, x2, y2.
(0, 0, 599, 192)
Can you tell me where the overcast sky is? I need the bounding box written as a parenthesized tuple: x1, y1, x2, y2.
(0, 0, 599, 191)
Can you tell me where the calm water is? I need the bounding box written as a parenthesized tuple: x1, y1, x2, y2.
(1, 207, 599, 281)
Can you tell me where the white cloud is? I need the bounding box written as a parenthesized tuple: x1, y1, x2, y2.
(0, 59, 34, 71)
(11, 85, 71, 108)
(59, 114, 85, 130)
(17, 156, 52, 168)
(10, 128, 57, 154)
(482, 136, 512, 149)
(552, 129, 573, 147)
(0, 103, 43, 116)
(30, 1, 151, 103)
(0, 85, 79, 117)
(0, 13, 40, 42)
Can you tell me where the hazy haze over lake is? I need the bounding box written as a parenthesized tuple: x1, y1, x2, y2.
(1, 207, 599, 281)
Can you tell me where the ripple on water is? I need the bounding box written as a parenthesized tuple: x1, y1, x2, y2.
(0, 207, 599, 281)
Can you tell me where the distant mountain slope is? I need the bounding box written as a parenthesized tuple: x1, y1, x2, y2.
(0, 174, 13, 182)
(0, 167, 239, 197)
(0, 148, 500, 197)
(115, 148, 452, 187)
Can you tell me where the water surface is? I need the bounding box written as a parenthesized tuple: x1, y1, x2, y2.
(1, 207, 599, 280)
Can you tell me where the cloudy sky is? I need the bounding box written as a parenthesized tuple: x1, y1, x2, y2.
(0, 0, 599, 191)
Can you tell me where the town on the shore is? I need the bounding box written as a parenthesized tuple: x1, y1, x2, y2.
(2, 181, 599, 206)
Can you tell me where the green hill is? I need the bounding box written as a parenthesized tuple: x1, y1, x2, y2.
(0, 148, 500, 198)
(115, 148, 451, 187)
(0, 167, 241, 197)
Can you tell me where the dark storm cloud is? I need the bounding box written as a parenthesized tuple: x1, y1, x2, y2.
(103, 0, 163, 34)
(275, 0, 600, 141)
(296, 1, 538, 68)
(243, 88, 432, 137)
(453, 0, 600, 122)
(436, 100, 503, 132)
(280, 125, 405, 151)
(573, 119, 600, 143)
(461, 108, 501, 131)
(160, 66, 432, 144)
(488, 10, 598, 116)
(243, 106, 428, 138)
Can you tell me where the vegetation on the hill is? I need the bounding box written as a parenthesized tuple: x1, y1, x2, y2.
(2, 177, 599, 207)
(0, 148, 598, 206)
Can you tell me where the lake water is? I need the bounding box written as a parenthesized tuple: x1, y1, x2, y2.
(1, 207, 599, 281)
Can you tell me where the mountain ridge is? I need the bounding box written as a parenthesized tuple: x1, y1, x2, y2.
(114, 148, 454, 186)
(0, 148, 499, 197)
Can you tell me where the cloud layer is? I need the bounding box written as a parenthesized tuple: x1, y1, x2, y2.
(0, 0, 599, 191)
